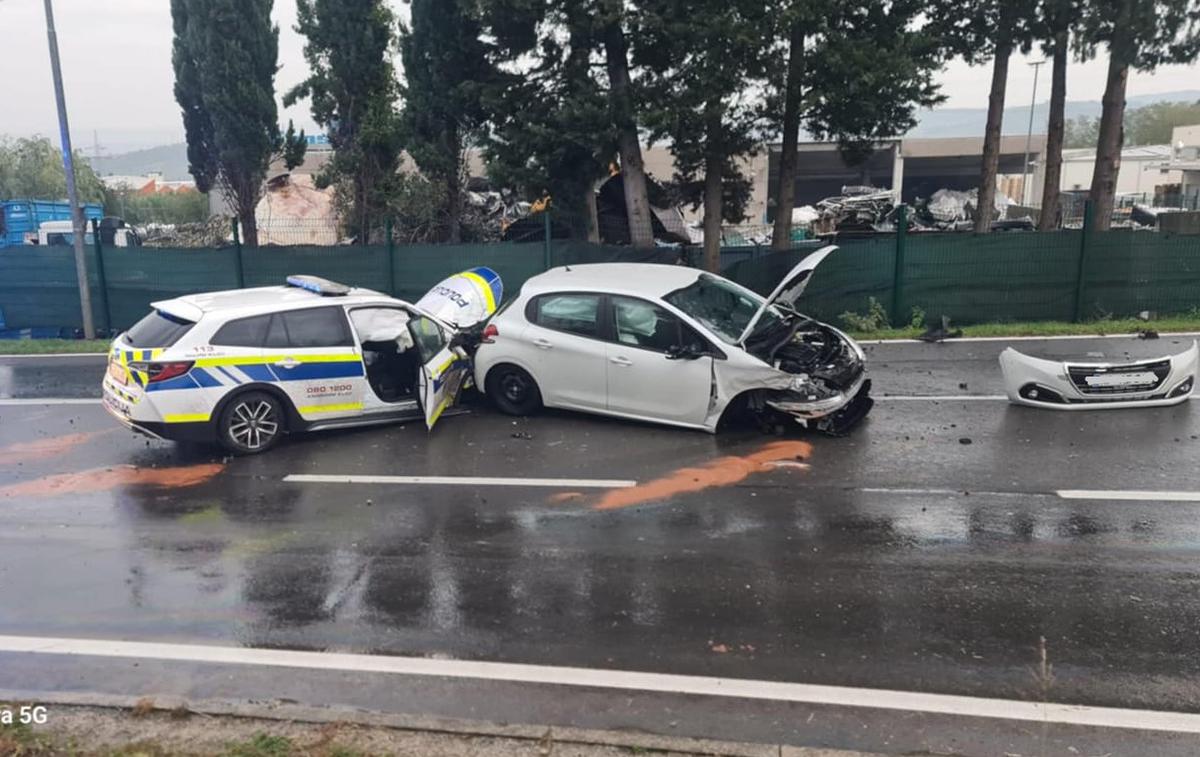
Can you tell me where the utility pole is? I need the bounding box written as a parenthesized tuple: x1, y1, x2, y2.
(1022, 59, 1046, 208)
(43, 0, 95, 338)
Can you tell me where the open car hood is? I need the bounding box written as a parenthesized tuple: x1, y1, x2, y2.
(736, 245, 837, 346)
(415, 266, 504, 329)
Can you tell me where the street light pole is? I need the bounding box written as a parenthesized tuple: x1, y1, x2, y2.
(42, 0, 95, 339)
(1022, 59, 1046, 208)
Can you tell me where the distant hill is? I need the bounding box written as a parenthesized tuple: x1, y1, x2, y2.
(87, 143, 192, 181)
(909, 90, 1200, 139)
(83, 90, 1200, 175)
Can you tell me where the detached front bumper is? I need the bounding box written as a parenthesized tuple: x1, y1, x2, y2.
(999, 341, 1198, 410)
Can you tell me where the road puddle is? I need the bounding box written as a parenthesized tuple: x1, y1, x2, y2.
(0, 463, 226, 499)
(593, 440, 812, 511)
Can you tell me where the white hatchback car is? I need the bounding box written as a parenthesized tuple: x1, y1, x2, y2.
(102, 269, 502, 454)
(473, 247, 873, 434)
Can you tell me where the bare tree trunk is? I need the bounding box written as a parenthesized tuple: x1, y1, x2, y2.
(444, 128, 463, 244)
(702, 105, 724, 273)
(586, 174, 605, 243)
(771, 22, 806, 251)
(1089, 50, 1128, 231)
(1039, 29, 1068, 230)
(975, 43, 1012, 233)
(602, 8, 654, 249)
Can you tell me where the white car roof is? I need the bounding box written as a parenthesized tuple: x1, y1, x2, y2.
(152, 285, 393, 321)
(521, 263, 703, 299)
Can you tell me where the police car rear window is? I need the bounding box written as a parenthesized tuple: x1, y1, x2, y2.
(125, 310, 194, 348)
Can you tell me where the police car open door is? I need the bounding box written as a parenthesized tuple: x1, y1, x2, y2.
(414, 267, 504, 429)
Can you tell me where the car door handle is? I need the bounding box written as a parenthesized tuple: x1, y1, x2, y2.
(532, 338, 553, 350)
(609, 356, 633, 367)
(274, 357, 300, 369)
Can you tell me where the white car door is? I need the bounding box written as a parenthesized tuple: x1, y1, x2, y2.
(524, 292, 608, 410)
(604, 295, 713, 426)
(264, 306, 365, 421)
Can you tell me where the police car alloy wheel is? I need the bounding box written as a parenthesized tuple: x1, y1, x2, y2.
(219, 391, 284, 454)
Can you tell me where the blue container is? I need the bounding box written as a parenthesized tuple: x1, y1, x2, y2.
(0, 200, 103, 247)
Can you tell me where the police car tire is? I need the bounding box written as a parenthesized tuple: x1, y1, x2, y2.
(487, 364, 542, 416)
(218, 391, 285, 455)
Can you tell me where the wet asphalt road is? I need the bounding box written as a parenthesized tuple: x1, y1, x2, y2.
(2, 335, 1200, 754)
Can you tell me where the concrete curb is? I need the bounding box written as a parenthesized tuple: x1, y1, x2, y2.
(0, 688, 884, 757)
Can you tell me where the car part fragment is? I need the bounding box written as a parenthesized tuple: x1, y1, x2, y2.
(999, 341, 1198, 410)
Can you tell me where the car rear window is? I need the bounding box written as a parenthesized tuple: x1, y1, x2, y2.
(124, 310, 195, 348)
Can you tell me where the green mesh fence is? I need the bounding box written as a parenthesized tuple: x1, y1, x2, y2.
(2, 231, 1198, 332)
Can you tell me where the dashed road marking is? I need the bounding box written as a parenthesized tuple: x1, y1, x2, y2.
(1057, 489, 1200, 502)
(3, 634, 1200, 733)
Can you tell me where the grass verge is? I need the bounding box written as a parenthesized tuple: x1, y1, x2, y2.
(848, 316, 1200, 341)
(0, 339, 110, 355)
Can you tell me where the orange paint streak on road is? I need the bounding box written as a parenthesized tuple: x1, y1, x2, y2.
(594, 440, 812, 511)
(0, 430, 116, 466)
(0, 463, 225, 499)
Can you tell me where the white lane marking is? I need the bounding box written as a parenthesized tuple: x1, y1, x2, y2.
(876, 395, 1007, 401)
(284, 474, 636, 489)
(0, 398, 100, 406)
(2, 634, 1200, 734)
(1058, 490, 1200, 502)
(860, 331, 1200, 345)
(860, 487, 1045, 499)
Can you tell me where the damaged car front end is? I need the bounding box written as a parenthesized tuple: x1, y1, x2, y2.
(1000, 341, 1198, 410)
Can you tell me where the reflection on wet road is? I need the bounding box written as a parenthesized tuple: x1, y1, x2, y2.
(2, 339, 1200, 722)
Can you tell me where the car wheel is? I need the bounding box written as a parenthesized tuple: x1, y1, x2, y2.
(487, 365, 542, 416)
(218, 391, 285, 455)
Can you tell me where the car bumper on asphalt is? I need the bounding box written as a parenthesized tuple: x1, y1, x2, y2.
(1000, 341, 1198, 410)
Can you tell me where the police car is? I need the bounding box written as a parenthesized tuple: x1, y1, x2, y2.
(102, 269, 502, 454)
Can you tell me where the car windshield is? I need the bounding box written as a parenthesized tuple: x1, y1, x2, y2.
(664, 273, 786, 344)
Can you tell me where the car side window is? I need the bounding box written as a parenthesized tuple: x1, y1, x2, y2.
(211, 314, 271, 348)
(408, 314, 447, 362)
(610, 296, 686, 353)
(531, 293, 601, 338)
(272, 307, 353, 349)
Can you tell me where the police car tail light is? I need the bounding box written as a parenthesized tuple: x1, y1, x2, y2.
(481, 324, 499, 343)
(129, 360, 194, 383)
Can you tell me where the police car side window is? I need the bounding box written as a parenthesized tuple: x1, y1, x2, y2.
(211, 315, 271, 348)
(276, 307, 353, 349)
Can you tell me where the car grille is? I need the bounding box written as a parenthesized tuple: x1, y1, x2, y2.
(1066, 359, 1171, 395)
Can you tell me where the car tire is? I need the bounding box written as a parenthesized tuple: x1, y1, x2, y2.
(217, 391, 286, 455)
(486, 364, 543, 416)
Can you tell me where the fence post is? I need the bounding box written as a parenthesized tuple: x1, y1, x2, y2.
(890, 205, 908, 327)
(1072, 201, 1094, 322)
(89, 218, 113, 334)
(231, 217, 245, 288)
(385, 217, 396, 295)
(543, 210, 552, 271)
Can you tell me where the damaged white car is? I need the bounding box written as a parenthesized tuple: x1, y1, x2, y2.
(471, 247, 873, 434)
(1000, 342, 1198, 409)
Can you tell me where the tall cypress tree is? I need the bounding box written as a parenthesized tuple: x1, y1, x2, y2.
(286, 0, 402, 244)
(170, 0, 305, 247)
(636, 0, 775, 271)
(768, 0, 944, 250)
(1077, 0, 1200, 230)
(400, 0, 496, 243)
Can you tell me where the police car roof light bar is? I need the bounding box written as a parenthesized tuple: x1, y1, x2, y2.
(285, 275, 351, 296)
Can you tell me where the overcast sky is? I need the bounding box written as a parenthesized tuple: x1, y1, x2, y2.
(3, 0, 1200, 154)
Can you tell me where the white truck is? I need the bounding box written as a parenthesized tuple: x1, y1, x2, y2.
(38, 217, 141, 248)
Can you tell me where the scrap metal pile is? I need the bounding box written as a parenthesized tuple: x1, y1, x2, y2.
(801, 185, 1023, 234)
